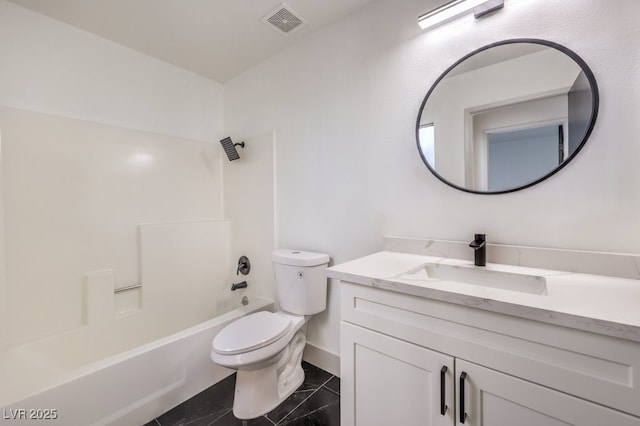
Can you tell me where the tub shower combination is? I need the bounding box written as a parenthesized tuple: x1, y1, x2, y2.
(0, 220, 270, 425)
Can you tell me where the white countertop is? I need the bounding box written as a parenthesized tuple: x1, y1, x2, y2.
(327, 250, 640, 343)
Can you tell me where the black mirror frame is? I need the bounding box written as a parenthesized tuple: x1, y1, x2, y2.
(415, 38, 599, 195)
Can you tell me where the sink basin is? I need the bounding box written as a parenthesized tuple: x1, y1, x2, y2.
(398, 263, 547, 295)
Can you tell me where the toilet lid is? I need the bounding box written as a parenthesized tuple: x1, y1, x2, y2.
(212, 311, 292, 355)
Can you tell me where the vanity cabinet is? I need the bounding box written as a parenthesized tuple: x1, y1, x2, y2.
(340, 282, 640, 426)
(342, 322, 454, 426)
(455, 359, 639, 426)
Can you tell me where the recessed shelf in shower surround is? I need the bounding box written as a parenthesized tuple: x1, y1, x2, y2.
(114, 286, 142, 317)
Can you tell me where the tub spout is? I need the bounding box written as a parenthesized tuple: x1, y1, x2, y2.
(469, 234, 486, 266)
(231, 281, 248, 291)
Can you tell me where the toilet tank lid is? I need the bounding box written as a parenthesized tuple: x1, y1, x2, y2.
(272, 249, 330, 266)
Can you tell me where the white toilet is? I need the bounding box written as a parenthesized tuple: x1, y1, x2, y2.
(210, 249, 330, 419)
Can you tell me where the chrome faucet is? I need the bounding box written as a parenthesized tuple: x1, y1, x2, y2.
(469, 234, 486, 266)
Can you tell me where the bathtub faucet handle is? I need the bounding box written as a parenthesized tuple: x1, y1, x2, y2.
(237, 256, 251, 276)
(231, 281, 248, 291)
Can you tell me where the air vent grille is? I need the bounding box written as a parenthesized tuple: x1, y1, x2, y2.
(263, 4, 306, 35)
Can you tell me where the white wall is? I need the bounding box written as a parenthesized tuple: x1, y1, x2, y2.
(223, 131, 276, 308)
(0, 0, 226, 346)
(224, 0, 640, 358)
(0, 0, 223, 142)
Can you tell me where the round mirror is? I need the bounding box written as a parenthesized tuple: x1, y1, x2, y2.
(416, 39, 599, 194)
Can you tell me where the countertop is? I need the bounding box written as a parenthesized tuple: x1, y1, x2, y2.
(326, 250, 640, 343)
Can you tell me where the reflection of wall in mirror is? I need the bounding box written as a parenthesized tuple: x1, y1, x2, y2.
(419, 48, 580, 188)
(567, 71, 593, 153)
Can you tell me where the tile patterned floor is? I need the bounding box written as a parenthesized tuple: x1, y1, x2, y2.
(144, 362, 340, 425)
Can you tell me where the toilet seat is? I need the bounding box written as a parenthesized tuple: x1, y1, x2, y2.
(213, 311, 291, 355)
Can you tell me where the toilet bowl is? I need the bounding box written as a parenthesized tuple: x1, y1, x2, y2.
(211, 311, 306, 370)
(210, 249, 329, 420)
(211, 311, 308, 418)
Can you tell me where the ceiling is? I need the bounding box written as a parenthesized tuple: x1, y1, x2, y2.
(8, 0, 378, 83)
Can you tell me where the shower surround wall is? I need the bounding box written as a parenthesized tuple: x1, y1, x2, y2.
(0, 6, 280, 401)
(224, 0, 640, 363)
(1, 108, 227, 345)
(0, 0, 275, 362)
(0, 0, 229, 353)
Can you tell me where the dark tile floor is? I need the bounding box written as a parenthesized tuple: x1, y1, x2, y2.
(144, 362, 340, 426)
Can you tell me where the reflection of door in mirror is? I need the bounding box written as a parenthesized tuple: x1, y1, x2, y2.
(468, 96, 569, 191)
(486, 125, 563, 192)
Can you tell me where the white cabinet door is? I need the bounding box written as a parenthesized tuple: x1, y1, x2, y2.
(341, 322, 455, 426)
(456, 359, 640, 426)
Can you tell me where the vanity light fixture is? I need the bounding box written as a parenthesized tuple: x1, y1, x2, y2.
(418, 0, 504, 30)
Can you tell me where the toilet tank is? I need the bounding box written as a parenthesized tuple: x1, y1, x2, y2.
(272, 249, 330, 315)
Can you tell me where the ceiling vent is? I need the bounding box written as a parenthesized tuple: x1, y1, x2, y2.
(263, 3, 306, 35)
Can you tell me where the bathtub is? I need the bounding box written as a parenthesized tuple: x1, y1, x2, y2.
(0, 297, 273, 425)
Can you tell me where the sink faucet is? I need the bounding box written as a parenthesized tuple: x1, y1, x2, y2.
(469, 234, 486, 266)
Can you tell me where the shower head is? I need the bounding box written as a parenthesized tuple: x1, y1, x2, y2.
(220, 137, 245, 161)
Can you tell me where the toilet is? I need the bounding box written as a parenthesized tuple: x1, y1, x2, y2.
(210, 249, 330, 419)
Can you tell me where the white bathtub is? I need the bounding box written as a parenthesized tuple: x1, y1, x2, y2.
(0, 298, 273, 425)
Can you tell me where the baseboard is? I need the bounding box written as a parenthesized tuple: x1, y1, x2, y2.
(303, 343, 340, 377)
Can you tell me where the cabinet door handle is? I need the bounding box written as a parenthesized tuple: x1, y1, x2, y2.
(459, 371, 468, 424)
(440, 366, 448, 415)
